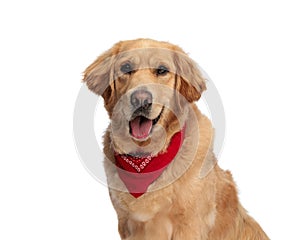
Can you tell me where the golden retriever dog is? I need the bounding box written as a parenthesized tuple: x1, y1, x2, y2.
(83, 39, 269, 239)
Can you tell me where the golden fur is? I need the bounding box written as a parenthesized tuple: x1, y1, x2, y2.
(83, 39, 269, 239)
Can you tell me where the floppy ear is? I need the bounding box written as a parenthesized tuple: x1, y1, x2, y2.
(83, 44, 119, 108)
(174, 52, 207, 102)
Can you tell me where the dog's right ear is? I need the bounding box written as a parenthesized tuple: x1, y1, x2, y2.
(83, 43, 120, 108)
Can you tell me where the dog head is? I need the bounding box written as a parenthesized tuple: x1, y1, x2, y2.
(83, 39, 206, 155)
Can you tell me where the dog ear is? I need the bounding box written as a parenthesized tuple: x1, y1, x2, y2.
(174, 52, 207, 102)
(83, 44, 120, 108)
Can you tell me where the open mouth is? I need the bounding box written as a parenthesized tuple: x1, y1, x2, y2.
(129, 107, 164, 140)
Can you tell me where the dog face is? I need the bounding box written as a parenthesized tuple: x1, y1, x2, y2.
(83, 39, 206, 155)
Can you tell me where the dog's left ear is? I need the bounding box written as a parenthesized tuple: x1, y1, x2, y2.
(174, 52, 207, 102)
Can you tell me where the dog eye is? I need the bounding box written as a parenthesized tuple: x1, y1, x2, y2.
(120, 63, 133, 74)
(155, 65, 169, 76)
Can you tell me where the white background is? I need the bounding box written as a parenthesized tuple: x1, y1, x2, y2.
(1, 0, 299, 239)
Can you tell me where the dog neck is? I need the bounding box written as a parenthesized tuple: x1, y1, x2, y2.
(114, 125, 186, 198)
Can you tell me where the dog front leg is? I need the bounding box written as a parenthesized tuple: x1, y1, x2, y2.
(118, 217, 130, 239)
(123, 216, 173, 240)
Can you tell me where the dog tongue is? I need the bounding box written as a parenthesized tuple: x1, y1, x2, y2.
(130, 116, 153, 139)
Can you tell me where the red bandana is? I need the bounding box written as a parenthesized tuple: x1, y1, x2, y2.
(114, 127, 185, 198)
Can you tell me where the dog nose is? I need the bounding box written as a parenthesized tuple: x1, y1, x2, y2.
(130, 90, 152, 110)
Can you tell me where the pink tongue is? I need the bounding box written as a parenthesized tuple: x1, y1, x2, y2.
(130, 116, 153, 139)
